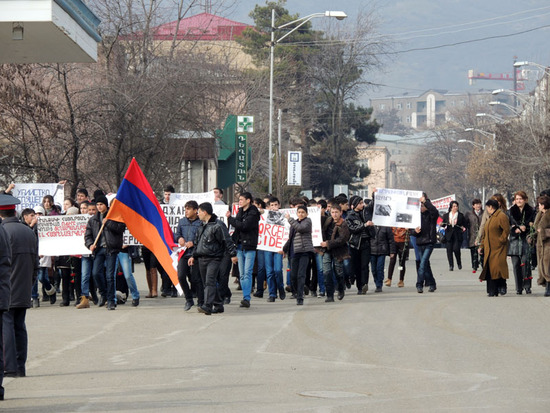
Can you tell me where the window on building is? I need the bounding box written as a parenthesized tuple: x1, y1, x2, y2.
(406, 116, 411, 123)
(406, 102, 411, 109)
(380, 104, 385, 110)
(396, 103, 402, 109)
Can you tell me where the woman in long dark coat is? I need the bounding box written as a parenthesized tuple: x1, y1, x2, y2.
(507, 191, 536, 294)
(441, 201, 467, 271)
(479, 199, 510, 296)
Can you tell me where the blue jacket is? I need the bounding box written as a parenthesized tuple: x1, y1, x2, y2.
(175, 216, 201, 257)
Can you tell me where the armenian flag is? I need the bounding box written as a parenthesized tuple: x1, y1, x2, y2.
(105, 158, 182, 295)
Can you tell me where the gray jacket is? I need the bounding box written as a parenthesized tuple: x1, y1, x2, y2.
(284, 217, 314, 255)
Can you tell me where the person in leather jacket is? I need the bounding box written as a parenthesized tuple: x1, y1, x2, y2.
(84, 195, 126, 310)
(190, 202, 237, 315)
(346, 196, 374, 293)
(414, 194, 439, 293)
(226, 192, 260, 308)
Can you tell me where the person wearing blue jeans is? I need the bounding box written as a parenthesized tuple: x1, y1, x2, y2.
(76, 254, 98, 308)
(320, 204, 350, 302)
(84, 195, 126, 310)
(236, 247, 255, 303)
(263, 197, 286, 301)
(370, 225, 396, 292)
(416, 244, 436, 292)
(413, 194, 439, 293)
(226, 192, 260, 308)
(314, 251, 325, 296)
(31, 262, 56, 306)
(264, 250, 285, 301)
(115, 248, 140, 306)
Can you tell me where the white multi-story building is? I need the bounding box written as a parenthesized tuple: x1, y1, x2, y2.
(370, 89, 495, 130)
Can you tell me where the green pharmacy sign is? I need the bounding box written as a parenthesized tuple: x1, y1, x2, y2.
(237, 116, 254, 133)
(236, 134, 247, 183)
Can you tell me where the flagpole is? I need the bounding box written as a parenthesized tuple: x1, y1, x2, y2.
(91, 221, 106, 249)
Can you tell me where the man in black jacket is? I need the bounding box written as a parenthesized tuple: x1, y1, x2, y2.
(346, 196, 374, 294)
(414, 194, 439, 293)
(226, 192, 260, 308)
(190, 203, 237, 315)
(0, 194, 37, 381)
(84, 196, 126, 310)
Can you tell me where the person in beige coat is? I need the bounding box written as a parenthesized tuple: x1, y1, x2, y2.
(535, 195, 550, 296)
(478, 199, 510, 296)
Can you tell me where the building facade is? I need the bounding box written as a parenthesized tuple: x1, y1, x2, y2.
(371, 89, 494, 130)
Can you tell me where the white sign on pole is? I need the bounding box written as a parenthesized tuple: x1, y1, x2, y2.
(372, 188, 423, 229)
(287, 151, 302, 186)
(13, 183, 64, 211)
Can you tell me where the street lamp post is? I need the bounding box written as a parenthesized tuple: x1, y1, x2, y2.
(268, 9, 347, 194)
(488, 100, 521, 116)
(476, 112, 504, 123)
(464, 127, 496, 148)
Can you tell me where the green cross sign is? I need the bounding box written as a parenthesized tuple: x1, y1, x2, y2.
(237, 116, 254, 133)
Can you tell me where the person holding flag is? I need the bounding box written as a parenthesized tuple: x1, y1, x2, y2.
(84, 196, 126, 310)
(102, 158, 182, 297)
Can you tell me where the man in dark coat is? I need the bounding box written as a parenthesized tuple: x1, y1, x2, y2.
(0, 212, 12, 400)
(414, 194, 439, 293)
(190, 202, 237, 315)
(226, 192, 260, 308)
(84, 195, 126, 310)
(0, 194, 38, 381)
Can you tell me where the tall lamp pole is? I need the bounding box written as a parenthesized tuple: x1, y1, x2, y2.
(268, 10, 347, 194)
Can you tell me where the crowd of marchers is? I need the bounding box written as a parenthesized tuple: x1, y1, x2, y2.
(2, 183, 550, 399)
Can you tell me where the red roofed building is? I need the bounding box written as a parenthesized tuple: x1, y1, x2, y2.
(152, 12, 250, 41)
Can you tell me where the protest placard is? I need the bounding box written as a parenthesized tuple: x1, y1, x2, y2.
(257, 207, 322, 252)
(122, 203, 229, 246)
(13, 183, 64, 211)
(432, 194, 456, 212)
(38, 214, 91, 256)
(372, 188, 422, 229)
(169, 191, 215, 205)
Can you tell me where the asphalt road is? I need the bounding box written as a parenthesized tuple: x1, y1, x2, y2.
(2, 248, 550, 412)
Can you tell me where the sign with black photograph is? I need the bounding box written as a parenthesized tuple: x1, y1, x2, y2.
(373, 188, 422, 229)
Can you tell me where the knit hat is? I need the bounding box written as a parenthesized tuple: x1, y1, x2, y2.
(66, 206, 80, 215)
(34, 205, 46, 215)
(95, 195, 109, 207)
(349, 195, 363, 210)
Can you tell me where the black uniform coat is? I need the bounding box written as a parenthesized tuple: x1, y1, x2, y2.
(1, 217, 38, 309)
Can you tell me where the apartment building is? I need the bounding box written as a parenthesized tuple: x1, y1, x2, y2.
(370, 89, 494, 129)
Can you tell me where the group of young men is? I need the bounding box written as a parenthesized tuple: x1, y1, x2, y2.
(173, 190, 443, 316)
